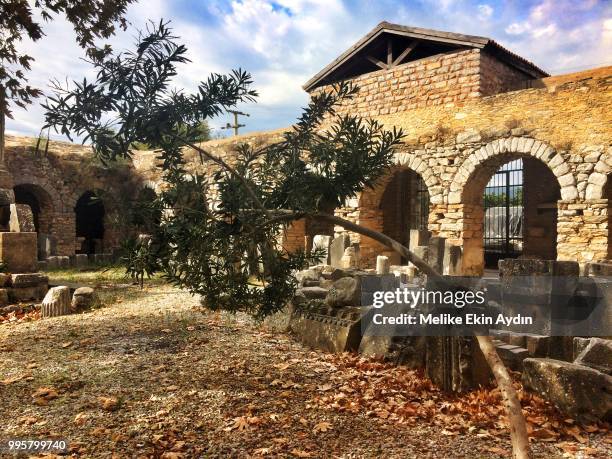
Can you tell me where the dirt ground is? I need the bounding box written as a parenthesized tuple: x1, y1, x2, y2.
(1, 280, 610, 458)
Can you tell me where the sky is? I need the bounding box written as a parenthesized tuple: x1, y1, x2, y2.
(5, 0, 612, 141)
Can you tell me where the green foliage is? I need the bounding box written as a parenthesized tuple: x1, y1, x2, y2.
(0, 0, 135, 117)
(131, 121, 211, 150)
(484, 188, 523, 208)
(43, 21, 404, 319)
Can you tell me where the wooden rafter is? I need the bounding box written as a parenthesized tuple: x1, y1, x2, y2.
(387, 39, 393, 66)
(393, 40, 420, 66)
(366, 55, 387, 70)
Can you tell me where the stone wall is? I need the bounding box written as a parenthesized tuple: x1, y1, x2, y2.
(4, 65, 610, 272)
(311, 48, 536, 118)
(479, 51, 531, 96)
(4, 137, 146, 257)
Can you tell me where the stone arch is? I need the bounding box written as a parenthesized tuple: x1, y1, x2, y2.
(13, 183, 56, 233)
(394, 152, 443, 204)
(12, 181, 59, 259)
(74, 190, 106, 254)
(357, 163, 433, 266)
(448, 137, 578, 204)
(585, 154, 612, 199)
(452, 139, 568, 275)
(12, 176, 62, 213)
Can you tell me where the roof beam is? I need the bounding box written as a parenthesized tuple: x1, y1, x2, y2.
(392, 40, 420, 66)
(366, 55, 388, 70)
(387, 39, 393, 66)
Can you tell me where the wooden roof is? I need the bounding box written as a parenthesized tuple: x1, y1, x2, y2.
(303, 21, 549, 91)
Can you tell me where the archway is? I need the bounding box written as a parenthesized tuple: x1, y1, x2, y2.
(75, 191, 105, 254)
(14, 184, 56, 258)
(359, 166, 430, 266)
(462, 155, 561, 274)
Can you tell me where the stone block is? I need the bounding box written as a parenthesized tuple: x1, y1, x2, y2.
(0, 232, 38, 273)
(0, 288, 8, 306)
(585, 262, 612, 277)
(46, 256, 60, 269)
(9, 203, 35, 232)
(409, 229, 430, 248)
(442, 243, 462, 276)
(495, 343, 529, 371)
(522, 358, 612, 421)
(290, 305, 373, 353)
(312, 235, 332, 265)
(75, 254, 89, 268)
(58, 256, 70, 268)
(325, 277, 361, 307)
(298, 286, 328, 300)
(0, 273, 8, 287)
(42, 286, 72, 318)
(37, 233, 57, 260)
(573, 337, 612, 375)
(376, 255, 390, 274)
(8, 284, 48, 302)
(11, 273, 48, 288)
(573, 337, 591, 360)
(72, 287, 97, 310)
(37, 260, 47, 271)
(426, 236, 446, 274)
(329, 234, 350, 268)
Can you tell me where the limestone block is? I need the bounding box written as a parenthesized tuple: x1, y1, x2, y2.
(341, 247, 358, 269)
(456, 129, 481, 143)
(298, 286, 328, 300)
(58, 256, 70, 268)
(573, 337, 612, 375)
(329, 234, 350, 268)
(72, 287, 97, 310)
(560, 186, 578, 201)
(8, 284, 47, 302)
(75, 254, 89, 268)
(9, 203, 35, 232)
(376, 255, 390, 275)
(0, 273, 8, 287)
(325, 277, 361, 307)
(522, 358, 612, 421)
(42, 286, 72, 318)
(0, 232, 38, 273)
(11, 273, 48, 288)
(409, 229, 430, 249)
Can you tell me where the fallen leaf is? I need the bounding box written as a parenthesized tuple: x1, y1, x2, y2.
(313, 421, 332, 433)
(2, 374, 23, 385)
(290, 448, 312, 457)
(74, 412, 88, 426)
(32, 387, 58, 401)
(98, 396, 119, 411)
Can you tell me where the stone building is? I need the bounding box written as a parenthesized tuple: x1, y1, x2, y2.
(2, 22, 611, 275)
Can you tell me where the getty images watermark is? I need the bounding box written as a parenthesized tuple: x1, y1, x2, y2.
(361, 276, 611, 337)
(371, 287, 532, 327)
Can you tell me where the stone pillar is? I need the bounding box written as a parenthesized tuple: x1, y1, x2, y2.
(376, 255, 390, 274)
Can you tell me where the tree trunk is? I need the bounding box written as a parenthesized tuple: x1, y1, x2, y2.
(476, 335, 530, 459)
(312, 212, 531, 459)
(0, 101, 5, 165)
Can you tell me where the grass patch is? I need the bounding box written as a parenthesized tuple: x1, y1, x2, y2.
(44, 265, 166, 287)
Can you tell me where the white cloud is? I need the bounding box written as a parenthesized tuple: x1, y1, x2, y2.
(505, 22, 530, 35)
(477, 4, 493, 20)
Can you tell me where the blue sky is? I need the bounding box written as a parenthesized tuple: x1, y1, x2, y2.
(6, 0, 612, 141)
